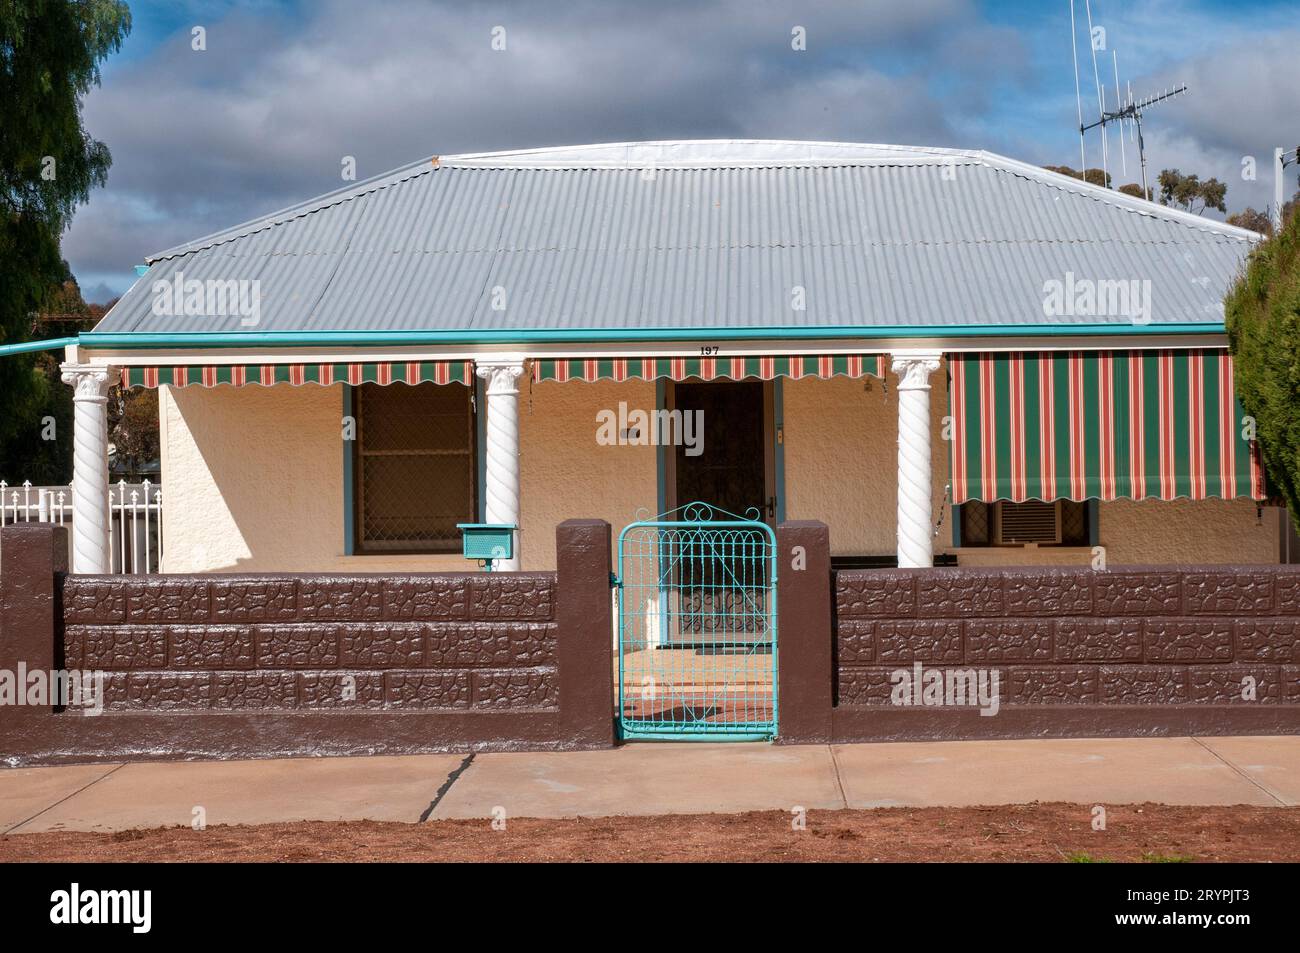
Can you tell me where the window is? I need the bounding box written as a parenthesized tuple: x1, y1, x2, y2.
(958, 500, 1093, 547)
(352, 382, 476, 553)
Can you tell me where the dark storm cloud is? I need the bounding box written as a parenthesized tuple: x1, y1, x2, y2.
(64, 0, 1018, 294)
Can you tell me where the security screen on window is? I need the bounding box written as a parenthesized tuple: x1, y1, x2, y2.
(353, 382, 476, 553)
(959, 500, 1092, 547)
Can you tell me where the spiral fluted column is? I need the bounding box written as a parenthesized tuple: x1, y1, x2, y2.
(475, 360, 526, 571)
(59, 363, 114, 574)
(890, 352, 942, 569)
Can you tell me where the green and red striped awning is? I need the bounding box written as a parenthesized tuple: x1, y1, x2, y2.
(950, 350, 1265, 503)
(120, 361, 474, 389)
(532, 354, 883, 383)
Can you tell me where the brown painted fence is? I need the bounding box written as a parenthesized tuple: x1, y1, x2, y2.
(2, 518, 1297, 764)
(776, 521, 1300, 743)
(0, 520, 614, 764)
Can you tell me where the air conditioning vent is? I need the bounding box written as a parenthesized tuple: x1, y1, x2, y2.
(996, 501, 1061, 544)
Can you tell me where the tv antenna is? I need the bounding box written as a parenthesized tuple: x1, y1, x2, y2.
(1069, 0, 1188, 198)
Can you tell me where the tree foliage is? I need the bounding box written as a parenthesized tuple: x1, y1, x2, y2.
(1227, 207, 1275, 236)
(0, 0, 130, 481)
(1227, 197, 1299, 238)
(1043, 165, 1111, 188)
(1043, 165, 1151, 200)
(2, 274, 98, 483)
(1158, 168, 1227, 215)
(1225, 208, 1300, 531)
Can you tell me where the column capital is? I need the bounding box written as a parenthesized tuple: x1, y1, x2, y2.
(475, 359, 527, 396)
(59, 363, 115, 402)
(889, 351, 943, 391)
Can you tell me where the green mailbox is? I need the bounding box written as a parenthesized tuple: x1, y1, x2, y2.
(457, 523, 515, 570)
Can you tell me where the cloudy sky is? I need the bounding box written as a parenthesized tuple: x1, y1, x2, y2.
(65, 0, 1300, 302)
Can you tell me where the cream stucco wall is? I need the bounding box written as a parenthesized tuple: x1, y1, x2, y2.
(160, 379, 659, 573)
(783, 370, 950, 557)
(160, 369, 1279, 573)
(1100, 498, 1277, 565)
(160, 383, 469, 573)
(519, 380, 658, 570)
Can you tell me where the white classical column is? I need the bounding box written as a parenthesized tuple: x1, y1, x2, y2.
(890, 351, 943, 569)
(475, 359, 527, 571)
(59, 363, 114, 574)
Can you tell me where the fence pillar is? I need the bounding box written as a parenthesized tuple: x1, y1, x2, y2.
(475, 359, 526, 571)
(776, 520, 833, 744)
(59, 363, 114, 574)
(556, 519, 615, 747)
(0, 524, 67, 717)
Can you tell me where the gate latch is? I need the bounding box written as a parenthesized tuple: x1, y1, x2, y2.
(609, 572, 620, 588)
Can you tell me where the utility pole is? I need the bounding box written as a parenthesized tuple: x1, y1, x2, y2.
(1275, 146, 1300, 233)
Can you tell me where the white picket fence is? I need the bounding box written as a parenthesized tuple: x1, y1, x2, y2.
(0, 479, 163, 574)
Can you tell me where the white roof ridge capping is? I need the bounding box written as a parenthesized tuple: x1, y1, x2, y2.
(437, 138, 976, 167)
(143, 138, 1261, 264)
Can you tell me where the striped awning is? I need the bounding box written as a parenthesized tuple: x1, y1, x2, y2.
(532, 355, 883, 383)
(120, 361, 474, 389)
(950, 350, 1265, 503)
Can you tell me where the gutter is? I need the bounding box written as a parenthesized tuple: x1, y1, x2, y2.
(76, 323, 1228, 350)
(0, 336, 79, 357)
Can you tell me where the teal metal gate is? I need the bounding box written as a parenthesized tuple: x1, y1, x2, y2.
(615, 502, 777, 741)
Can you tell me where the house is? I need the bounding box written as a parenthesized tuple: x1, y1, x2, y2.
(9, 138, 1300, 758)
(60, 140, 1277, 577)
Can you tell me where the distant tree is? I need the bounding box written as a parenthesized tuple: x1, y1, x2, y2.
(1157, 168, 1227, 215)
(1118, 182, 1153, 201)
(1227, 207, 1275, 236)
(0, 1, 131, 481)
(1044, 166, 1155, 200)
(1044, 165, 1111, 188)
(1225, 208, 1300, 532)
(109, 386, 159, 476)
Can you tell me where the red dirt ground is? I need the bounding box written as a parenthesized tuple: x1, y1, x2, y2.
(3, 803, 1299, 862)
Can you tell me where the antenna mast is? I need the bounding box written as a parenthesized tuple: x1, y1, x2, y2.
(1083, 0, 1109, 185)
(1082, 85, 1188, 198)
(1069, 0, 1086, 173)
(1068, 2, 1189, 197)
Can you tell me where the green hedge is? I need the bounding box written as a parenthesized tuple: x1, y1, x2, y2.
(1226, 212, 1300, 531)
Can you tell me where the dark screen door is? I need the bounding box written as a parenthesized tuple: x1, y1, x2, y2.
(673, 381, 767, 520)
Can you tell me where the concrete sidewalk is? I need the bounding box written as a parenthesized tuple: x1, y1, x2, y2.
(3, 736, 1299, 835)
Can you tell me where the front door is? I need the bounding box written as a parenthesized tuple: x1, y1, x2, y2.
(671, 380, 772, 522)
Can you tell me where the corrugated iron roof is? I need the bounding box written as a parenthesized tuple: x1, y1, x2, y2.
(93, 140, 1258, 338)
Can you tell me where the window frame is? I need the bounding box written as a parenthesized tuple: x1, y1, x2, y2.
(954, 499, 1097, 549)
(348, 381, 479, 556)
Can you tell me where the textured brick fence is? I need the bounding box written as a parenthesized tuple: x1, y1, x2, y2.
(773, 521, 1300, 743)
(6, 517, 1297, 761)
(829, 565, 1300, 741)
(63, 573, 560, 712)
(0, 520, 614, 764)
